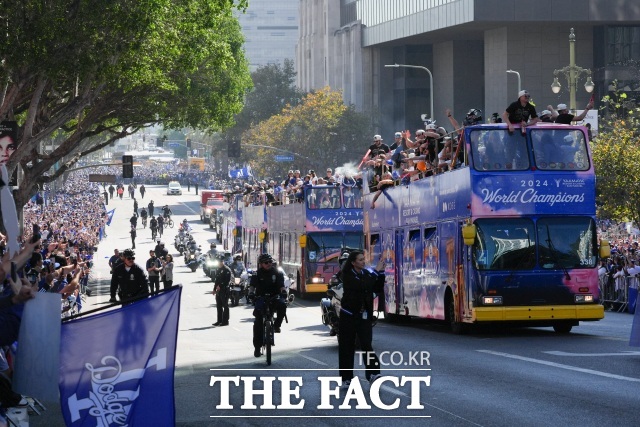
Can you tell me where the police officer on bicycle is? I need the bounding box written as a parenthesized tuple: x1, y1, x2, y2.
(149, 216, 158, 240)
(213, 254, 231, 327)
(251, 253, 287, 357)
(140, 207, 148, 228)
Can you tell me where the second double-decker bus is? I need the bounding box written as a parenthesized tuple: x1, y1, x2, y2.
(364, 123, 608, 333)
(267, 185, 364, 297)
(242, 193, 268, 271)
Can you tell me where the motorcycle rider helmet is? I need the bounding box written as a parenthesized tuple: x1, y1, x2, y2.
(338, 251, 350, 265)
(234, 255, 242, 261)
(258, 253, 274, 265)
(210, 243, 216, 249)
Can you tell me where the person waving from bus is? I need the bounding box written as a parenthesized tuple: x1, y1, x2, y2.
(503, 89, 540, 134)
(338, 250, 386, 388)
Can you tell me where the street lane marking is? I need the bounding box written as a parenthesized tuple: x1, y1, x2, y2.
(477, 350, 640, 382)
(544, 350, 640, 357)
(298, 353, 328, 366)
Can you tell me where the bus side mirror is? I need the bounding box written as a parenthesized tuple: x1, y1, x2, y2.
(599, 239, 611, 259)
(462, 222, 476, 246)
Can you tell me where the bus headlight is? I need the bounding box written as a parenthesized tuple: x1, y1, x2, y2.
(575, 294, 594, 303)
(482, 296, 503, 305)
(312, 277, 322, 283)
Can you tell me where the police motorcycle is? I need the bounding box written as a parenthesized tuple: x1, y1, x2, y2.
(186, 245, 203, 272)
(179, 219, 191, 233)
(174, 232, 189, 255)
(320, 250, 350, 338)
(229, 255, 248, 307)
(183, 237, 199, 264)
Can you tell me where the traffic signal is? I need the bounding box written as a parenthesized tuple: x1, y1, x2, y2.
(122, 155, 134, 178)
(227, 140, 241, 157)
(186, 138, 192, 148)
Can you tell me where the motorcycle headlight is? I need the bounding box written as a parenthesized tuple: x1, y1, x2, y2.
(206, 261, 215, 267)
(190, 254, 195, 259)
(234, 277, 241, 284)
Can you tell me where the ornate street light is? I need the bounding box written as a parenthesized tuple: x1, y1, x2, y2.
(550, 28, 594, 112)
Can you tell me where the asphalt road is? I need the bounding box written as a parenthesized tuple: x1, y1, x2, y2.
(28, 185, 640, 427)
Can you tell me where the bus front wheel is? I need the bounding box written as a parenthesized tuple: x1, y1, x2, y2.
(553, 322, 573, 334)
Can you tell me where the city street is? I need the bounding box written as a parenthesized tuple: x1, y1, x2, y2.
(32, 185, 639, 426)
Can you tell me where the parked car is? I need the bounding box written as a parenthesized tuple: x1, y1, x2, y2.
(167, 181, 183, 195)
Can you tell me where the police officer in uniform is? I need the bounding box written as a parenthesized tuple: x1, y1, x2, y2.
(213, 254, 231, 326)
(109, 249, 124, 303)
(113, 249, 149, 301)
(251, 253, 287, 357)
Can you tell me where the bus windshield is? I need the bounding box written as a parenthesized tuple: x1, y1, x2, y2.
(473, 217, 597, 270)
(530, 129, 589, 171)
(306, 232, 350, 263)
(474, 218, 536, 270)
(537, 217, 597, 269)
(470, 129, 530, 171)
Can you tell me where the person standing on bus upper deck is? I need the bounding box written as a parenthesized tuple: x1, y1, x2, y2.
(539, 110, 554, 123)
(547, 100, 593, 124)
(368, 135, 390, 158)
(503, 90, 540, 133)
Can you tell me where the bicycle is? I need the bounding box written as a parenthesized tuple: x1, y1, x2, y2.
(141, 216, 148, 228)
(166, 218, 174, 228)
(151, 228, 157, 241)
(259, 294, 286, 366)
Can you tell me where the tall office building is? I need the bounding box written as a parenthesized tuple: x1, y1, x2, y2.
(236, 0, 299, 71)
(297, 0, 640, 133)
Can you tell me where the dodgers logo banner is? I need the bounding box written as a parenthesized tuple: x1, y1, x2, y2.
(59, 287, 182, 426)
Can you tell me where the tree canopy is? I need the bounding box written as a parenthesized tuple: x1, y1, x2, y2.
(592, 85, 640, 227)
(0, 0, 252, 208)
(243, 87, 374, 179)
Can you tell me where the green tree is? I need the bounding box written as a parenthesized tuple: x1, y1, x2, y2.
(0, 0, 252, 210)
(592, 83, 640, 226)
(243, 87, 375, 179)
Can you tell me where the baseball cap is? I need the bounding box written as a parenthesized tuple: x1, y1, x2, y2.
(518, 90, 530, 98)
(540, 109, 552, 117)
(557, 103, 568, 111)
(373, 135, 383, 141)
(394, 132, 402, 138)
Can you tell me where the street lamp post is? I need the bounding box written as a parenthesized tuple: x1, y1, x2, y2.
(385, 63, 434, 121)
(506, 69, 521, 94)
(550, 28, 595, 113)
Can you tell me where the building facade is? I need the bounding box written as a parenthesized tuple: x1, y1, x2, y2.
(236, 0, 299, 71)
(297, 0, 640, 136)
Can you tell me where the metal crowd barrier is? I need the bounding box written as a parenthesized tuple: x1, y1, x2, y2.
(600, 274, 638, 313)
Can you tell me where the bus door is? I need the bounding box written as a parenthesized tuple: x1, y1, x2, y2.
(394, 229, 405, 315)
(439, 221, 459, 320)
(459, 221, 474, 322)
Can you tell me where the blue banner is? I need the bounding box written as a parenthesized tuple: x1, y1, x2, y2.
(228, 166, 253, 179)
(59, 287, 182, 426)
(106, 208, 115, 226)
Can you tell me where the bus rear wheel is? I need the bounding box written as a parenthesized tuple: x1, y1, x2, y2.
(446, 292, 465, 334)
(553, 322, 573, 334)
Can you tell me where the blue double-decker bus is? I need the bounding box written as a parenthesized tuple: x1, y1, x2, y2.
(364, 124, 607, 333)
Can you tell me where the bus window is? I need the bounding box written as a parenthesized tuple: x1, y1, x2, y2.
(307, 187, 341, 209)
(423, 227, 438, 274)
(344, 232, 364, 251)
(473, 218, 536, 270)
(307, 233, 343, 263)
(405, 229, 421, 271)
(531, 129, 589, 171)
(470, 129, 530, 171)
(537, 217, 597, 269)
(344, 186, 362, 209)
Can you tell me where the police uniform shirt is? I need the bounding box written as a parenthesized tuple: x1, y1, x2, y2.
(251, 267, 285, 296)
(115, 263, 148, 297)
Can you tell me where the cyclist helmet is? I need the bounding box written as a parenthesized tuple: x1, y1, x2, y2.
(258, 253, 274, 265)
(122, 249, 135, 258)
